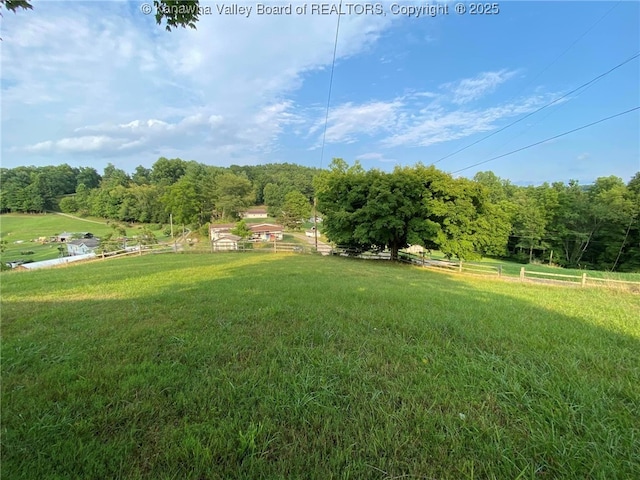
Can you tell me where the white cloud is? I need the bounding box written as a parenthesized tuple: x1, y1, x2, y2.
(0, 5, 577, 171)
(309, 100, 404, 145)
(356, 152, 397, 163)
(1, 1, 391, 166)
(22, 100, 300, 157)
(25, 136, 123, 154)
(443, 69, 519, 105)
(310, 68, 552, 150)
(381, 97, 551, 148)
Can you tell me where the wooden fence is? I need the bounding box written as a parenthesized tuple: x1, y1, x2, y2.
(518, 267, 640, 289)
(52, 242, 640, 291)
(148, 241, 319, 256)
(397, 251, 639, 291)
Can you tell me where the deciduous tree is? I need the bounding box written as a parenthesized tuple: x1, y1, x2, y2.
(279, 191, 311, 230)
(231, 220, 252, 239)
(212, 173, 253, 220)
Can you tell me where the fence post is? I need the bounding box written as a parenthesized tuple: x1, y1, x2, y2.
(498, 265, 502, 277)
(458, 260, 462, 273)
(581, 272, 587, 287)
(520, 267, 525, 281)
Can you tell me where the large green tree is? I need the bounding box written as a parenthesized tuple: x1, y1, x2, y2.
(419, 167, 510, 260)
(212, 173, 253, 220)
(162, 176, 199, 226)
(511, 188, 548, 263)
(316, 160, 511, 261)
(279, 191, 311, 230)
(151, 157, 187, 186)
(76, 167, 101, 190)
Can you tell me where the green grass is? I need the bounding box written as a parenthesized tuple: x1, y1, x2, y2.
(0, 213, 170, 264)
(422, 249, 640, 282)
(0, 213, 113, 264)
(2, 253, 639, 479)
(0, 213, 114, 239)
(243, 216, 279, 224)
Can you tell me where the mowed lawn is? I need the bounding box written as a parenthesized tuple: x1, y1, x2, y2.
(1, 253, 639, 479)
(0, 213, 168, 264)
(0, 213, 113, 240)
(0, 213, 113, 263)
(424, 250, 640, 282)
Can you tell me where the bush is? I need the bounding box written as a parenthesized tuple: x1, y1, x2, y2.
(59, 197, 78, 214)
(198, 223, 211, 238)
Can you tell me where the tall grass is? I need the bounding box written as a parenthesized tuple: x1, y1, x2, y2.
(2, 253, 639, 479)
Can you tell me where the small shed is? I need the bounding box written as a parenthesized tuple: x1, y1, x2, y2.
(213, 234, 241, 251)
(209, 223, 236, 241)
(242, 207, 269, 219)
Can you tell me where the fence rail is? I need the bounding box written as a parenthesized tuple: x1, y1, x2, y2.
(585, 276, 640, 286)
(19, 240, 640, 291)
(396, 251, 639, 290)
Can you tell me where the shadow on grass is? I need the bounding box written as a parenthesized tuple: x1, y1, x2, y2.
(2, 254, 639, 479)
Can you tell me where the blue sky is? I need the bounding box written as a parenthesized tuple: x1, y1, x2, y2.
(1, 0, 639, 185)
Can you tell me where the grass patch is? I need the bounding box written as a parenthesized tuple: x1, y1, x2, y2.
(0, 213, 113, 264)
(424, 249, 640, 282)
(2, 254, 639, 479)
(0, 213, 170, 264)
(0, 213, 113, 240)
(243, 217, 279, 225)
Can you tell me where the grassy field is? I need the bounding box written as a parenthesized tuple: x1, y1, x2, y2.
(421, 250, 640, 282)
(0, 213, 114, 239)
(2, 253, 639, 479)
(0, 213, 168, 264)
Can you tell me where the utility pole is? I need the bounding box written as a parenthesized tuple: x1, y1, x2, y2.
(170, 213, 176, 252)
(313, 197, 318, 252)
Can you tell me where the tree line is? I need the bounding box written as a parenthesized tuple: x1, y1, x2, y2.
(1, 158, 638, 271)
(0, 158, 319, 233)
(315, 159, 639, 272)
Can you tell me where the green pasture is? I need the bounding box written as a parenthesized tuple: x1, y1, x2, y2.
(2, 253, 638, 479)
(420, 249, 640, 282)
(0, 214, 169, 264)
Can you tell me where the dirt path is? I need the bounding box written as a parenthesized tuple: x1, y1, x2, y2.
(50, 211, 107, 225)
(289, 232, 332, 255)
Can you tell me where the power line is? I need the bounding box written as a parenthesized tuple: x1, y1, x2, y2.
(432, 0, 624, 165)
(516, 1, 621, 95)
(434, 52, 639, 165)
(450, 106, 640, 174)
(433, 51, 639, 166)
(318, 0, 343, 170)
(461, 2, 625, 166)
(314, 2, 343, 251)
